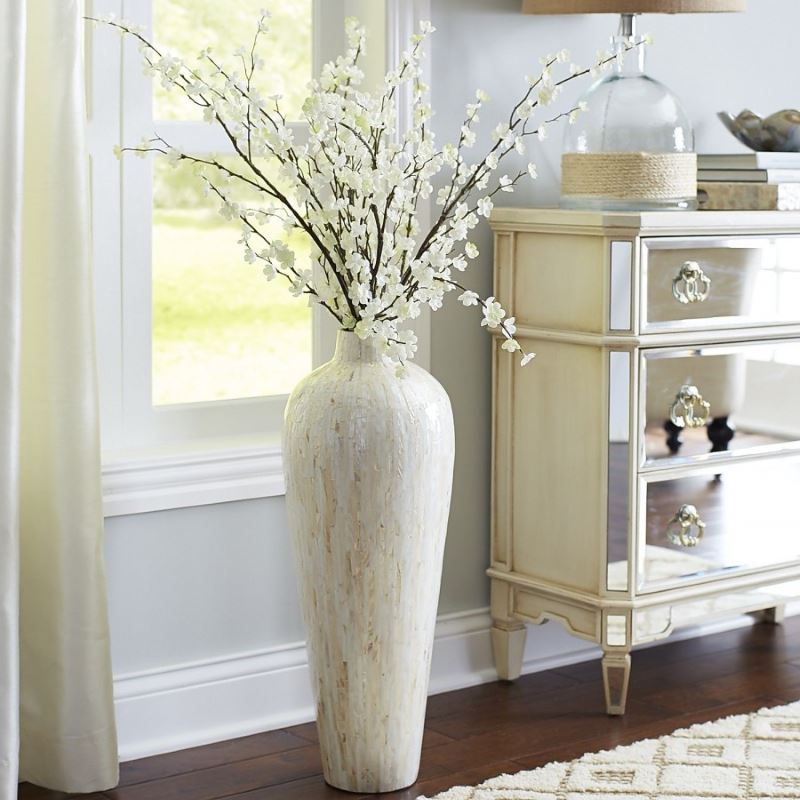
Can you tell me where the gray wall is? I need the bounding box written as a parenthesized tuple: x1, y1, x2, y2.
(106, 0, 798, 677)
(105, 498, 303, 674)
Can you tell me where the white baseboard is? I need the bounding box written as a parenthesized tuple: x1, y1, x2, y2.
(113, 602, 800, 762)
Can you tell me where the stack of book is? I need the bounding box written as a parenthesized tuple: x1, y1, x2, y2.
(697, 153, 800, 210)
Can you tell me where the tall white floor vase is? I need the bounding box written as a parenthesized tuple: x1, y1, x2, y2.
(283, 330, 455, 793)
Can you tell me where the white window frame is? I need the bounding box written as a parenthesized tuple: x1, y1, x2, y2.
(87, 0, 431, 515)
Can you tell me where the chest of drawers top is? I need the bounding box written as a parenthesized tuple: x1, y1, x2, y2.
(490, 208, 800, 236)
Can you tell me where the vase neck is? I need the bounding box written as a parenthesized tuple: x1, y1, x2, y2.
(334, 330, 383, 364)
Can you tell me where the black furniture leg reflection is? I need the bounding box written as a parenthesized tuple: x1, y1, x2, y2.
(707, 416, 735, 453)
(664, 420, 683, 455)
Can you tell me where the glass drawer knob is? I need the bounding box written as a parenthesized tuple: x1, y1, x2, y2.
(669, 384, 711, 429)
(666, 504, 706, 548)
(672, 261, 711, 304)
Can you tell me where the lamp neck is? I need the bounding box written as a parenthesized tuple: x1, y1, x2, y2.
(619, 11, 636, 38)
(612, 12, 645, 76)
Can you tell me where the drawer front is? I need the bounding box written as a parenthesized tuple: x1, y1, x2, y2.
(639, 457, 800, 591)
(641, 340, 800, 467)
(641, 235, 800, 331)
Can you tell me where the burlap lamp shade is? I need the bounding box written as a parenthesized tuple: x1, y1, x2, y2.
(522, 1, 745, 12)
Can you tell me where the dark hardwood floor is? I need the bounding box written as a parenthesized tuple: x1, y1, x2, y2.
(19, 615, 800, 800)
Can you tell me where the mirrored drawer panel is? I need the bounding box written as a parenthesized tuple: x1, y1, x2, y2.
(642, 236, 800, 331)
(639, 458, 800, 591)
(642, 340, 800, 466)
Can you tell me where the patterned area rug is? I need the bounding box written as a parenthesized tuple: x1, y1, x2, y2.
(418, 701, 800, 799)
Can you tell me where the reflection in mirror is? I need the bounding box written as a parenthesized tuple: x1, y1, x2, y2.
(643, 341, 800, 464)
(609, 241, 633, 331)
(644, 237, 800, 329)
(642, 459, 800, 590)
(607, 352, 631, 591)
(646, 243, 764, 327)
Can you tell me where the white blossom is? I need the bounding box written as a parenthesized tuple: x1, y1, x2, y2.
(481, 297, 505, 329)
(538, 83, 559, 106)
(477, 197, 494, 218)
(98, 6, 633, 369)
(492, 123, 509, 143)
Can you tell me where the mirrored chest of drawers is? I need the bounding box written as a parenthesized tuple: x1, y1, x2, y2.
(489, 208, 800, 715)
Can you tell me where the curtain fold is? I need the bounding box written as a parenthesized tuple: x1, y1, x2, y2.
(0, 1, 26, 797)
(1, 0, 119, 795)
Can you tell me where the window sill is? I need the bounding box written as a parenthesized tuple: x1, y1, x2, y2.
(102, 444, 285, 517)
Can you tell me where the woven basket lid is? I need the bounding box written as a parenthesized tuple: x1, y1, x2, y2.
(522, 0, 745, 12)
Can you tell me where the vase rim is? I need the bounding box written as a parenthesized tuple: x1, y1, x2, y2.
(334, 329, 383, 363)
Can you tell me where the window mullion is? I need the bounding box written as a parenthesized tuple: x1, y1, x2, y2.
(120, 0, 157, 447)
(88, 0, 125, 452)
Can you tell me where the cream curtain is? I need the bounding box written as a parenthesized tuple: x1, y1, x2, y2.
(0, 0, 119, 795)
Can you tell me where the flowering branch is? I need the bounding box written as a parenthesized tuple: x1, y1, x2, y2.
(91, 11, 647, 370)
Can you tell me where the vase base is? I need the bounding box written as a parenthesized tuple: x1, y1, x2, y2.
(324, 770, 419, 794)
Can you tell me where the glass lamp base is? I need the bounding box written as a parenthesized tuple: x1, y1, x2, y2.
(560, 194, 698, 212)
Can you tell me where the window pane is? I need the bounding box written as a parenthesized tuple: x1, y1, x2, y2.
(152, 157, 312, 405)
(153, 0, 312, 122)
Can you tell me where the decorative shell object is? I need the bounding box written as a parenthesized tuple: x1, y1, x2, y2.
(718, 109, 800, 152)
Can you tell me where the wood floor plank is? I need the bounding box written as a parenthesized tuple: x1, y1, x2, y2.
(284, 724, 454, 751)
(362, 760, 524, 800)
(642, 663, 800, 715)
(212, 774, 350, 799)
(421, 697, 673, 774)
(282, 721, 317, 744)
(17, 787, 108, 800)
(511, 695, 785, 770)
(424, 668, 578, 719)
(425, 675, 677, 741)
(104, 746, 323, 800)
(118, 729, 311, 786)
(218, 748, 454, 799)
